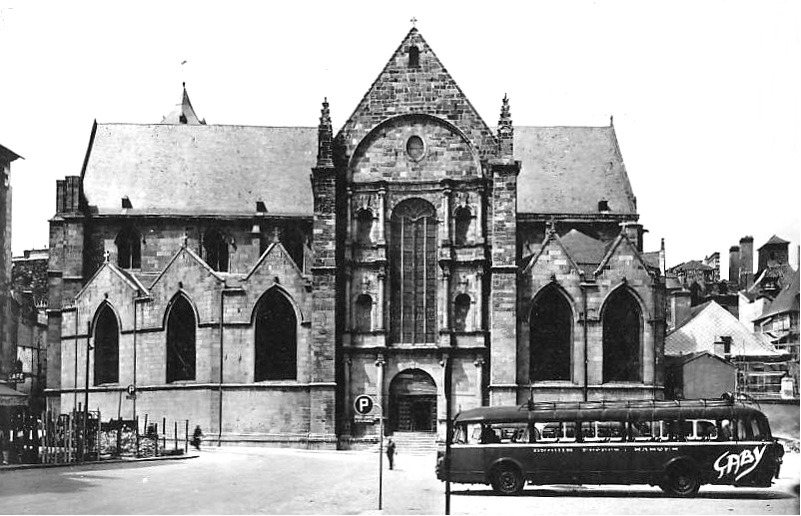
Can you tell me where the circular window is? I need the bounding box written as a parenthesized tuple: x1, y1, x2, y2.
(406, 136, 425, 161)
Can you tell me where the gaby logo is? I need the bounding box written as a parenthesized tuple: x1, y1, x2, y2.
(714, 445, 767, 481)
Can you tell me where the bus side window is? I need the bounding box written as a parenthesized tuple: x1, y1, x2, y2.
(563, 422, 577, 442)
(630, 421, 654, 441)
(468, 424, 482, 444)
(697, 420, 717, 441)
(737, 419, 748, 441)
(718, 419, 733, 441)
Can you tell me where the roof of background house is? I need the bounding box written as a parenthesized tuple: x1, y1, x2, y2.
(668, 260, 714, 274)
(0, 143, 22, 162)
(515, 125, 637, 216)
(668, 350, 737, 368)
(759, 234, 790, 249)
(755, 270, 800, 321)
(665, 300, 781, 357)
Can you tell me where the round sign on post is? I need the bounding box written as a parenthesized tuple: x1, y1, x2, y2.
(353, 394, 374, 415)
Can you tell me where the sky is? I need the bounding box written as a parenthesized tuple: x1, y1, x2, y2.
(1, 0, 798, 278)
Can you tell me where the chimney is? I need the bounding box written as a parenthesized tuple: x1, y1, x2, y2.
(728, 245, 740, 285)
(739, 236, 754, 290)
(670, 289, 692, 330)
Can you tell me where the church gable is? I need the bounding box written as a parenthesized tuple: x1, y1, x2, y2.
(147, 246, 224, 324)
(595, 233, 657, 286)
(246, 242, 306, 285)
(72, 262, 143, 326)
(523, 231, 583, 282)
(337, 28, 496, 163)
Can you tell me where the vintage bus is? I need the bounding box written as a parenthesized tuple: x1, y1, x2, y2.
(436, 398, 784, 496)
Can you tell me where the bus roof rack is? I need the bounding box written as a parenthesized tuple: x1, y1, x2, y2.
(521, 396, 750, 413)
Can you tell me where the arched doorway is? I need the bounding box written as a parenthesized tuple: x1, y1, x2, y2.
(389, 369, 437, 432)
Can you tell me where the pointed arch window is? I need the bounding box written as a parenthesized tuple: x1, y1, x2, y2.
(602, 289, 642, 383)
(453, 294, 471, 332)
(354, 294, 373, 332)
(355, 209, 374, 246)
(454, 207, 471, 246)
(390, 198, 437, 344)
(530, 288, 573, 381)
(94, 304, 119, 385)
(116, 227, 141, 269)
(166, 295, 196, 382)
(203, 229, 229, 272)
(255, 289, 297, 381)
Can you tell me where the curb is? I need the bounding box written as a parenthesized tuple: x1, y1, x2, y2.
(0, 453, 198, 472)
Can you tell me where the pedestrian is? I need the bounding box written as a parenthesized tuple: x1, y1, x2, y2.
(386, 437, 396, 470)
(191, 425, 203, 451)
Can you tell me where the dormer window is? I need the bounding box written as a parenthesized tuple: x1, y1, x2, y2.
(408, 45, 420, 68)
(598, 200, 610, 213)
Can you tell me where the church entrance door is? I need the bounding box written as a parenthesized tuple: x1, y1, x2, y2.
(389, 369, 437, 433)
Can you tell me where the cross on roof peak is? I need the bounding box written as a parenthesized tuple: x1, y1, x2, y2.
(410, 16, 417, 28)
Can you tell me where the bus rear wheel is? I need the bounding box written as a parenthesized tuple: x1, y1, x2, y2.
(491, 464, 524, 495)
(661, 464, 700, 497)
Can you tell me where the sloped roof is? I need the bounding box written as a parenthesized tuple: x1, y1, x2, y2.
(0, 143, 22, 162)
(755, 270, 800, 321)
(670, 260, 714, 272)
(515, 126, 637, 215)
(558, 229, 608, 275)
(759, 234, 790, 249)
(642, 251, 661, 269)
(665, 300, 780, 357)
(81, 124, 316, 217)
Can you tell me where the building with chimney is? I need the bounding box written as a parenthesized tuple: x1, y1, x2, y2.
(46, 29, 666, 447)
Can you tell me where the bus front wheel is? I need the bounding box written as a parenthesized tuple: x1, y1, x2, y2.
(661, 464, 700, 497)
(490, 464, 524, 495)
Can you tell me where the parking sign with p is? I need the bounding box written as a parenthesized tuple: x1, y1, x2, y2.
(354, 394, 374, 415)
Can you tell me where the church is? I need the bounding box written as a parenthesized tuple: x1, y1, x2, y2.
(46, 28, 666, 447)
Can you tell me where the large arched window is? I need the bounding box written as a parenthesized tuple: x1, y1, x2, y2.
(94, 303, 119, 385)
(203, 229, 229, 272)
(255, 289, 297, 381)
(115, 227, 141, 269)
(529, 287, 572, 382)
(454, 207, 471, 246)
(354, 294, 373, 332)
(390, 198, 437, 344)
(166, 295, 196, 383)
(602, 288, 642, 383)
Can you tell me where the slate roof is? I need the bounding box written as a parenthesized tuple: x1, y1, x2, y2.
(670, 260, 714, 272)
(759, 234, 790, 249)
(81, 124, 316, 217)
(755, 270, 800, 321)
(0, 143, 22, 162)
(665, 301, 780, 357)
(515, 126, 637, 215)
(558, 229, 608, 275)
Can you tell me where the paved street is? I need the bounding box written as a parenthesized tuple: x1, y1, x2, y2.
(0, 448, 798, 514)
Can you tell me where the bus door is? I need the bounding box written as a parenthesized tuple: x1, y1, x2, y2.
(449, 422, 486, 481)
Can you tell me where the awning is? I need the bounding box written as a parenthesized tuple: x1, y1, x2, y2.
(0, 382, 28, 407)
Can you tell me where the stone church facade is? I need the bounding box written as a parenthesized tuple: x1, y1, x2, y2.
(46, 29, 666, 447)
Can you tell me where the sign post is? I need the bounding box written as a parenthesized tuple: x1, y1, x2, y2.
(354, 395, 383, 510)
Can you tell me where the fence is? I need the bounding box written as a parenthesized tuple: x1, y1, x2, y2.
(1, 407, 194, 465)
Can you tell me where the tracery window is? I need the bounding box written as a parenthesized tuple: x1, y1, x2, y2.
(116, 227, 141, 269)
(529, 287, 572, 381)
(602, 289, 642, 382)
(254, 289, 297, 381)
(203, 229, 229, 272)
(94, 303, 119, 385)
(390, 198, 437, 344)
(166, 295, 196, 383)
